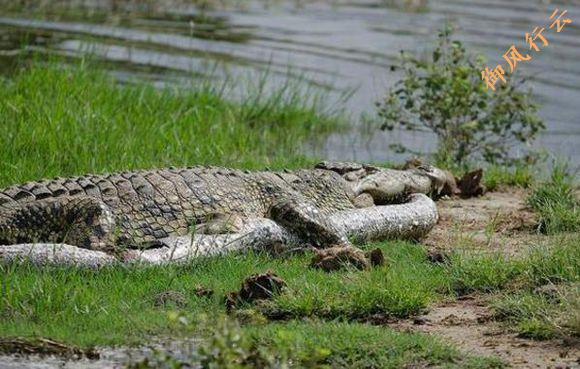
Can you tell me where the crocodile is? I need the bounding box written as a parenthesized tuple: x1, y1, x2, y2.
(0, 162, 455, 265)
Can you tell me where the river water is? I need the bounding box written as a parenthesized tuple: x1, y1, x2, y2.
(0, 0, 579, 164)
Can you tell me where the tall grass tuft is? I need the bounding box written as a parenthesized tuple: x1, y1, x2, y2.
(0, 60, 343, 187)
(483, 164, 534, 191)
(447, 234, 579, 295)
(527, 165, 580, 234)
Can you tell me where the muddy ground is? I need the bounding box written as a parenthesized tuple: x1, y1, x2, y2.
(425, 188, 542, 256)
(395, 296, 579, 369)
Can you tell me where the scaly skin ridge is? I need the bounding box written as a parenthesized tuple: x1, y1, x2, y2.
(0, 167, 354, 250)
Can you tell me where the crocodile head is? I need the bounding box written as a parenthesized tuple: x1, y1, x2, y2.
(316, 161, 456, 204)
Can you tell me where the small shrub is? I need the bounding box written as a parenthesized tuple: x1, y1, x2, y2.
(198, 317, 284, 369)
(377, 25, 544, 168)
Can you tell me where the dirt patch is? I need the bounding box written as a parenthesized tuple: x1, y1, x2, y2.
(456, 168, 485, 198)
(393, 297, 580, 369)
(310, 246, 370, 271)
(225, 271, 287, 311)
(395, 188, 580, 368)
(425, 188, 544, 256)
(366, 247, 386, 267)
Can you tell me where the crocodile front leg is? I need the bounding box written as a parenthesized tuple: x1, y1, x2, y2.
(0, 197, 116, 252)
(267, 195, 350, 248)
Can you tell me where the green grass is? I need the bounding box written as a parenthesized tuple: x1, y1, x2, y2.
(245, 321, 503, 369)
(446, 252, 521, 295)
(491, 284, 580, 340)
(492, 292, 558, 340)
(447, 235, 580, 295)
(259, 242, 446, 320)
(526, 165, 580, 234)
(129, 317, 503, 369)
(0, 242, 439, 347)
(0, 61, 342, 187)
(483, 164, 534, 192)
(2, 237, 578, 348)
(463, 237, 580, 340)
(0, 242, 506, 368)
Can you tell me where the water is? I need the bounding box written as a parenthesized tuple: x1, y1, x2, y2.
(1, 0, 579, 164)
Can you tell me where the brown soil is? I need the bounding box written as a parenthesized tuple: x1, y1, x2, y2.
(225, 271, 287, 311)
(456, 168, 485, 198)
(394, 296, 580, 369)
(425, 188, 544, 256)
(366, 247, 386, 267)
(310, 245, 370, 271)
